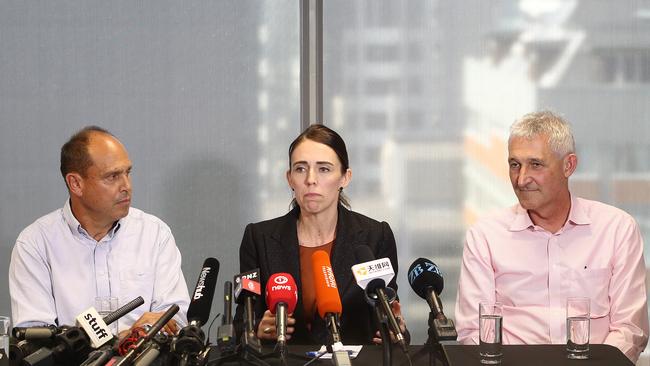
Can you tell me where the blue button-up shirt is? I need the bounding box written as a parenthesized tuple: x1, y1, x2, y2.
(9, 200, 190, 332)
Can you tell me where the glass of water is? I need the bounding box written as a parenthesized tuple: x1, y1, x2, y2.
(566, 297, 590, 359)
(0, 316, 10, 362)
(479, 302, 503, 364)
(95, 296, 119, 335)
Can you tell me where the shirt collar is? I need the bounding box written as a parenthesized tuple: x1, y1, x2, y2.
(63, 199, 123, 241)
(566, 195, 591, 226)
(508, 194, 591, 232)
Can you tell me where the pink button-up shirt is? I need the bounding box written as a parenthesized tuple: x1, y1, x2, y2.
(455, 196, 649, 362)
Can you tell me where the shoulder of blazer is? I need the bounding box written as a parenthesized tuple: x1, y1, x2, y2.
(246, 207, 299, 241)
(336, 205, 386, 240)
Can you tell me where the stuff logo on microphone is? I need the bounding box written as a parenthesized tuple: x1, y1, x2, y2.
(193, 266, 212, 300)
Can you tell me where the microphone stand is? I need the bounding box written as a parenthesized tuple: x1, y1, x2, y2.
(426, 311, 451, 366)
(409, 311, 452, 366)
(372, 305, 392, 366)
(211, 297, 269, 366)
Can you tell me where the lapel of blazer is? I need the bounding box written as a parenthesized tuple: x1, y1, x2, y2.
(331, 206, 364, 297)
(267, 207, 301, 287)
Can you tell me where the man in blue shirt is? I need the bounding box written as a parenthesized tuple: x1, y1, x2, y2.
(9, 126, 190, 335)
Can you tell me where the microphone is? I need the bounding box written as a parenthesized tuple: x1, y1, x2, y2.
(312, 250, 352, 366)
(23, 297, 145, 366)
(265, 273, 298, 348)
(115, 304, 180, 366)
(171, 258, 219, 363)
(13, 326, 58, 341)
(187, 258, 220, 326)
(408, 258, 457, 341)
(233, 269, 262, 354)
(216, 281, 235, 354)
(352, 246, 407, 353)
(311, 250, 343, 343)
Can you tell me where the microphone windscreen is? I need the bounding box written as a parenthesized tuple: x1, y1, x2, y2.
(265, 273, 298, 314)
(187, 257, 220, 326)
(407, 257, 444, 298)
(103, 296, 145, 325)
(354, 245, 375, 264)
(311, 250, 342, 318)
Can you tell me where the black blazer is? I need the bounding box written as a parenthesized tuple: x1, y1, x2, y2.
(233, 205, 400, 345)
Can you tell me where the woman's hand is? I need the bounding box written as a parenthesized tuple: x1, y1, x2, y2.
(256, 310, 296, 340)
(372, 300, 408, 345)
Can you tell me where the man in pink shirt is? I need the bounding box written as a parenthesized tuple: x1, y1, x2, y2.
(455, 111, 649, 362)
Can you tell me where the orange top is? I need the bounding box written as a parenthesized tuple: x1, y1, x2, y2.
(299, 241, 334, 324)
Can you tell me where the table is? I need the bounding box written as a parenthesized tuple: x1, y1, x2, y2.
(207, 343, 633, 366)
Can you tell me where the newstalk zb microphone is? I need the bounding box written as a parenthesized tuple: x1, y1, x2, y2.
(408, 258, 457, 341)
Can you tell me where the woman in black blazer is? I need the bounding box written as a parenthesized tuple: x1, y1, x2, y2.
(234, 124, 407, 346)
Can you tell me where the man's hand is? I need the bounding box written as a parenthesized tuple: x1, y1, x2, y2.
(130, 311, 179, 336)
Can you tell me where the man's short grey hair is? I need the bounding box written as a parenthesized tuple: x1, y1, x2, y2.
(509, 110, 575, 157)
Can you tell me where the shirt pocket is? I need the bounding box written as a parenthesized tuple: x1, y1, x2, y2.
(567, 268, 610, 318)
(120, 269, 155, 307)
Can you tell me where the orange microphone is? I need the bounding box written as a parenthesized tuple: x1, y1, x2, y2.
(311, 250, 343, 343)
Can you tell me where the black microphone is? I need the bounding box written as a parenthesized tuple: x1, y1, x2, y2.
(187, 258, 220, 327)
(171, 258, 219, 365)
(115, 304, 180, 366)
(233, 269, 262, 354)
(104, 297, 146, 326)
(12, 326, 58, 341)
(353, 245, 408, 353)
(22, 297, 146, 366)
(216, 281, 235, 354)
(408, 258, 457, 341)
(78, 297, 148, 366)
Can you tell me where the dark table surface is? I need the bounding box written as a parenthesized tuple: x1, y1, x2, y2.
(208, 343, 633, 366)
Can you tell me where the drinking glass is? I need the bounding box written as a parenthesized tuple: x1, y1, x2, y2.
(95, 296, 119, 335)
(0, 316, 10, 363)
(566, 297, 590, 359)
(479, 302, 503, 364)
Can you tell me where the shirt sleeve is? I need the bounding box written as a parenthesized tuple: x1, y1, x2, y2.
(455, 224, 496, 345)
(150, 227, 190, 326)
(9, 234, 57, 327)
(603, 215, 649, 363)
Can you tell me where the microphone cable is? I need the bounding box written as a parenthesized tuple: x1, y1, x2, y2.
(205, 312, 221, 345)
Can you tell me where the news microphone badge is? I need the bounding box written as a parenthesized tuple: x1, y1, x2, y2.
(76, 307, 114, 348)
(352, 257, 394, 289)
